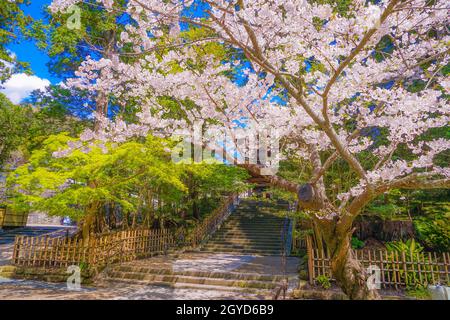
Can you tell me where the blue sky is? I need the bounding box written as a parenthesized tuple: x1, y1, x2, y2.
(8, 0, 58, 83)
(8, 0, 209, 85)
(2, 0, 272, 104)
(1, 0, 210, 103)
(0, 0, 58, 103)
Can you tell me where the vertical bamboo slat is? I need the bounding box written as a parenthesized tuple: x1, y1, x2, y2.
(306, 235, 313, 284)
(427, 252, 433, 285)
(444, 253, 449, 285)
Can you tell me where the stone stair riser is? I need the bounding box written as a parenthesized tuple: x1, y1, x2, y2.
(107, 271, 279, 289)
(109, 267, 286, 282)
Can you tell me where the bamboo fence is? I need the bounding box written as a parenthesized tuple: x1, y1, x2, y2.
(306, 236, 450, 288)
(185, 193, 240, 247)
(12, 228, 176, 268)
(11, 192, 246, 269)
(0, 208, 28, 228)
(291, 237, 307, 253)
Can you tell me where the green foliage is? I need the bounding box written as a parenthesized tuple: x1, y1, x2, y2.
(365, 202, 404, 220)
(0, 0, 30, 80)
(406, 287, 432, 300)
(7, 133, 187, 220)
(0, 0, 48, 81)
(0, 93, 33, 167)
(385, 239, 435, 289)
(0, 93, 85, 171)
(414, 211, 450, 252)
(316, 275, 331, 290)
(386, 239, 424, 255)
(6, 133, 249, 230)
(362, 188, 450, 252)
(78, 261, 89, 272)
(351, 236, 365, 249)
(314, 0, 352, 16)
(45, 1, 127, 75)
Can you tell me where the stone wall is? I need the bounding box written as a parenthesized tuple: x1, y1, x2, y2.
(353, 216, 415, 242)
(26, 212, 64, 226)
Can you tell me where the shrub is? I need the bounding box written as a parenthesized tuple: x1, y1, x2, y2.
(351, 236, 365, 249)
(298, 270, 308, 280)
(316, 275, 331, 290)
(414, 211, 450, 252)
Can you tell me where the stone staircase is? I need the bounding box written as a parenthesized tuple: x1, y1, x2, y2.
(200, 199, 291, 255)
(100, 253, 300, 297)
(99, 199, 299, 296)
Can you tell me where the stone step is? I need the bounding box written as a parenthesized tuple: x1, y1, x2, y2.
(100, 277, 274, 296)
(238, 202, 289, 207)
(202, 247, 283, 255)
(233, 210, 286, 214)
(215, 230, 284, 236)
(224, 220, 285, 225)
(220, 225, 284, 230)
(211, 236, 283, 242)
(209, 238, 283, 245)
(219, 223, 285, 228)
(228, 212, 284, 221)
(207, 239, 283, 246)
(218, 226, 284, 232)
(202, 243, 283, 251)
(204, 241, 283, 247)
(200, 248, 283, 255)
(204, 244, 283, 251)
(210, 236, 283, 243)
(233, 210, 285, 215)
(200, 244, 283, 253)
(213, 231, 283, 238)
(109, 265, 287, 282)
(207, 237, 283, 244)
(226, 215, 284, 220)
(106, 271, 280, 290)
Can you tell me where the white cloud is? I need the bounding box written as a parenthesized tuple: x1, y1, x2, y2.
(1, 73, 51, 103)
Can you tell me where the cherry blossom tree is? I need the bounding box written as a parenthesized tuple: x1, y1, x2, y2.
(49, 0, 449, 299)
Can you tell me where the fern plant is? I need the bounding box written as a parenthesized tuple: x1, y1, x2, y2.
(385, 239, 435, 289)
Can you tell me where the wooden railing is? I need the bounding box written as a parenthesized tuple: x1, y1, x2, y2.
(12, 228, 177, 268)
(291, 237, 307, 253)
(185, 193, 241, 247)
(306, 236, 450, 289)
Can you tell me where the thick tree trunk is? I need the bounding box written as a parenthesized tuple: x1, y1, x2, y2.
(81, 212, 95, 245)
(192, 198, 200, 220)
(190, 189, 200, 220)
(239, 164, 380, 299)
(322, 226, 380, 300)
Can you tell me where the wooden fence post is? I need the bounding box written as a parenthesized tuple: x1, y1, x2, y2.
(12, 236, 21, 264)
(306, 235, 314, 285)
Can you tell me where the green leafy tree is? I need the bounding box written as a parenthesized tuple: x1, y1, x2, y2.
(181, 162, 249, 220)
(0, 92, 85, 170)
(7, 132, 249, 239)
(7, 133, 186, 238)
